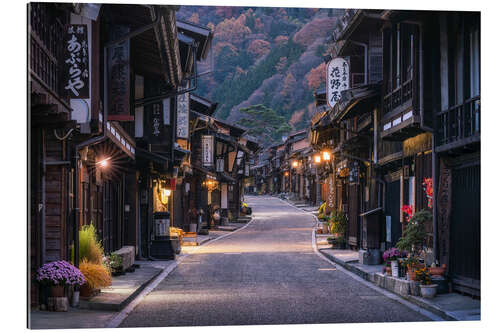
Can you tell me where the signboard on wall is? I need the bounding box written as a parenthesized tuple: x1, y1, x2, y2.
(176, 92, 189, 139)
(63, 24, 89, 99)
(202, 135, 214, 167)
(148, 102, 164, 142)
(326, 57, 349, 108)
(325, 173, 336, 214)
(108, 25, 132, 121)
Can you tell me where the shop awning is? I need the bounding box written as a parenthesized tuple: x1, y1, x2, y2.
(136, 147, 168, 164)
(104, 4, 182, 86)
(192, 164, 217, 178)
(103, 119, 136, 159)
(177, 20, 213, 61)
(330, 83, 381, 122)
(190, 94, 218, 116)
(217, 172, 236, 184)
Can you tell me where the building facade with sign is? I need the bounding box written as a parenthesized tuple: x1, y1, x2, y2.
(306, 8, 480, 296)
(28, 3, 217, 307)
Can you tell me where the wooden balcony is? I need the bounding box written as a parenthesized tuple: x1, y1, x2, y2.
(29, 3, 70, 110)
(381, 78, 423, 141)
(436, 96, 480, 153)
(383, 78, 414, 119)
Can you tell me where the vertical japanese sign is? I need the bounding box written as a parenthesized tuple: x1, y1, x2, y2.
(326, 173, 336, 214)
(176, 93, 190, 139)
(108, 26, 132, 121)
(202, 135, 214, 167)
(326, 58, 350, 108)
(63, 25, 89, 98)
(148, 102, 163, 142)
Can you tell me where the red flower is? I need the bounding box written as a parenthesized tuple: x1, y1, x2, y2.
(422, 178, 433, 209)
(402, 205, 413, 222)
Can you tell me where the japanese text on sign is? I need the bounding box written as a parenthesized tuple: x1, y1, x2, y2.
(176, 92, 190, 139)
(326, 58, 349, 108)
(108, 26, 131, 120)
(63, 24, 89, 98)
(202, 135, 214, 167)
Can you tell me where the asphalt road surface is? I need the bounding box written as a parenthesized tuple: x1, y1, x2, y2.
(120, 195, 430, 327)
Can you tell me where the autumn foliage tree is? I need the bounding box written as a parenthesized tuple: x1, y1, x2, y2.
(214, 15, 251, 44)
(247, 39, 271, 58)
(306, 62, 326, 90)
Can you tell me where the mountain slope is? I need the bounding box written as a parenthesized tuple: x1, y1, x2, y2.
(177, 6, 342, 146)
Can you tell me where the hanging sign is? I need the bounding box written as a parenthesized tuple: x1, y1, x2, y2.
(325, 173, 336, 214)
(245, 162, 250, 177)
(326, 57, 350, 108)
(63, 24, 89, 99)
(108, 26, 132, 121)
(176, 92, 190, 139)
(147, 102, 164, 142)
(202, 135, 214, 167)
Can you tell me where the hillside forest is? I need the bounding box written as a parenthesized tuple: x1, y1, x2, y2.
(176, 6, 342, 146)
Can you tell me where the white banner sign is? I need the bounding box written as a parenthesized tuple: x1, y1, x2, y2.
(202, 135, 214, 167)
(327, 58, 350, 108)
(176, 92, 189, 138)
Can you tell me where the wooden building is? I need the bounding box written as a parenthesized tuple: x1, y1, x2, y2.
(29, 3, 216, 306)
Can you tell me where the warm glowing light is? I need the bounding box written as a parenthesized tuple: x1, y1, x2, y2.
(322, 151, 331, 161)
(284, 172, 289, 177)
(314, 154, 321, 164)
(162, 189, 172, 197)
(292, 160, 299, 168)
(96, 157, 111, 167)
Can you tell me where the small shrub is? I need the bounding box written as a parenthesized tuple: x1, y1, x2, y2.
(79, 259, 112, 290)
(396, 210, 432, 254)
(73, 224, 104, 264)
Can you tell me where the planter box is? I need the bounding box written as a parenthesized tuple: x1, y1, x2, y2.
(113, 246, 135, 271)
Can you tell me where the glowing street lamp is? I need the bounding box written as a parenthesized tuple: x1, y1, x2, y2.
(314, 154, 322, 164)
(96, 157, 111, 168)
(292, 160, 299, 168)
(322, 151, 331, 162)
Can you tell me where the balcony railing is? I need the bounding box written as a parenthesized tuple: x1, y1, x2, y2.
(383, 78, 413, 117)
(29, 3, 67, 101)
(436, 95, 480, 148)
(351, 73, 365, 88)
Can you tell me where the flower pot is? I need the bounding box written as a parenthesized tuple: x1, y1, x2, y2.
(80, 283, 94, 298)
(50, 285, 65, 297)
(391, 260, 399, 278)
(71, 290, 80, 307)
(428, 265, 446, 276)
(420, 284, 438, 298)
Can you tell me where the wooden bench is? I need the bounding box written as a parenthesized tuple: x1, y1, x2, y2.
(169, 228, 198, 246)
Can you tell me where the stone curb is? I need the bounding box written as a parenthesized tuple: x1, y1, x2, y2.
(79, 268, 163, 312)
(319, 247, 458, 321)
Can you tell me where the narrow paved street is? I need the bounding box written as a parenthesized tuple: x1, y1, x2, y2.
(120, 196, 430, 327)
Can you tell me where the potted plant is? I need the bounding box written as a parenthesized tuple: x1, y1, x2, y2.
(396, 210, 432, 255)
(327, 236, 346, 249)
(404, 255, 424, 281)
(383, 248, 406, 278)
(104, 253, 124, 276)
(79, 259, 112, 297)
(384, 261, 392, 275)
(36, 260, 85, 309)
(415, 267, 438, 298)
(428, 261, 447, 277)
(329, 210, 347, 237)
